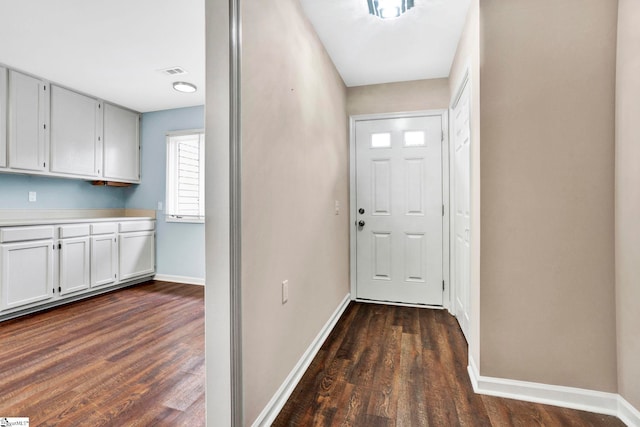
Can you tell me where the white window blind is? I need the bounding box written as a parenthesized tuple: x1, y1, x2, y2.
(166, 131, 205, 223)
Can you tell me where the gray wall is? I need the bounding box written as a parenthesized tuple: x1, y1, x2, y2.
(479, 0, 618, 392)
(615, 0, 640, 411)
(347, 78, 449, 116)
(240, 0, 349, 422)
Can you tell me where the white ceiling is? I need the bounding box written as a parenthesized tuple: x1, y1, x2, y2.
(0, 0, 205, 113)
(300, 0, 471, 87)
(0, 0, 469, 113)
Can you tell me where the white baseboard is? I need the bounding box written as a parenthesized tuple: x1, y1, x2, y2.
(153, 274, 205, 286)
(252, 293, 352, 427)
(468, 358, 639, 426)
(619, 396, 640, 427)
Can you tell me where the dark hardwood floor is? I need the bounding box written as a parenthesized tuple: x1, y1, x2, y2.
(0, 281, 204, 427)
(274, 302, 625, 427)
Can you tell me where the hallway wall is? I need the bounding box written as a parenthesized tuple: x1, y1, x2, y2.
(479, 0, 618, 392)
(615, 0, 640, 411)
(347, 78, 449, 116)
(240, 0, 349, 423)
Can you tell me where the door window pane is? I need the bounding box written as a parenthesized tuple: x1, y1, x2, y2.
(371, 132, 391, 148)
(404, 131, 425, 147)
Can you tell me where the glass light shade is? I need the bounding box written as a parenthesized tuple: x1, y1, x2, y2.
(367, 0, 414, 19)
(173, 81, 197, 93)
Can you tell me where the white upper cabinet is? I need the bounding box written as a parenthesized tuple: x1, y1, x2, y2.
(0, 67, 7, 168)
(50, 85, 102, 177)
(1, 66, 142, 183)
(8, 70, 49, 172)
(103, 103, 140, 183)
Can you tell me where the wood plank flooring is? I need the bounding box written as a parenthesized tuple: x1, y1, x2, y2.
(0, 281, 204, 427)
(273, 302, 625, 427)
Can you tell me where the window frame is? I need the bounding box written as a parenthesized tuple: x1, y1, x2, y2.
(165, 129, 205, 224)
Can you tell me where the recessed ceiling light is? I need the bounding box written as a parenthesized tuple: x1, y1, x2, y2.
(173, 81, 197, 93)
(367, 0, 414, 19)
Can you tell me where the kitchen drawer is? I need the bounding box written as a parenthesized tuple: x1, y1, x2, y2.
(91, 222, 118, 235)
(0, 226, 55, 243)
(58, 224, 90, 239)
(119, 220, 155, 233)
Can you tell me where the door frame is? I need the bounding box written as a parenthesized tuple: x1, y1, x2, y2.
(349, 110, 450, 309)
(449, 66, 472, 329)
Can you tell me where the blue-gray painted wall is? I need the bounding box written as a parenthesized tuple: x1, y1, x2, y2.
(0, 105, 205, 281)
(0, 173, 126, 209)
(124, 105, 205, 280)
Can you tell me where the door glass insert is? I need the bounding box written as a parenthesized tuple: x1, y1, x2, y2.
(404, 130, 425, 147)
(371, 132, 391, 148)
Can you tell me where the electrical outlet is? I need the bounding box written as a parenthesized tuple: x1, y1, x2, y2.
(282, 280, 289, 304)
(157, 201, 163, 211)
(28, 191, 37, 202)
(334, 200, 340, 215)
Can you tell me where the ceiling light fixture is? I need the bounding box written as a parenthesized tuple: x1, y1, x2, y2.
(367, 0, 414, 19)
(172, 81, 197, 93)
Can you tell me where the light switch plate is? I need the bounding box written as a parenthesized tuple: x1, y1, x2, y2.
(28, 192, 36, 202)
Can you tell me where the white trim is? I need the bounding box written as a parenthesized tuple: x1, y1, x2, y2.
(252, 294, 351, 427)
(619, 396, 640, 427)
(165, 131, 206, 224)
(355, 298, 445, 310)
(349, 110, 450, 308)
(153, 274, 205, 286)
(467, 360, 639, 424)
(166, 128, 205, 137)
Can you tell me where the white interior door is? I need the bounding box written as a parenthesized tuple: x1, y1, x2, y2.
(452, 80, 471, 340)
(355, 114, 444, 306)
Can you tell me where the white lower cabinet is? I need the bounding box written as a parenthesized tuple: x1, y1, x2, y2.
(59, 237, 91, 296)
(91, 234, 118, 288)
(119, 231, 155, 281)
(0, 219, 155, 318)
(58, 224, 91, 296)
(1, 240, 54, 310)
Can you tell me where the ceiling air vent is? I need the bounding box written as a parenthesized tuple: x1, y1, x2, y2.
(160, 67, 187, 76)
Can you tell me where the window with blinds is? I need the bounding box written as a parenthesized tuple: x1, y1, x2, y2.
(166, 131, 205, 223)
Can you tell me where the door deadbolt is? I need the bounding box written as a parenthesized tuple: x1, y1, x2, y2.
(358, 208, 365, 214)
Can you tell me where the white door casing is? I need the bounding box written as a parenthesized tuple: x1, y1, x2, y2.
(451, 76, 472, 341)
(354, 114, 444, 306)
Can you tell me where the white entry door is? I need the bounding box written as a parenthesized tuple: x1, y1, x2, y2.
(452, 79, 471, 341)
(355, 114, 444, 306)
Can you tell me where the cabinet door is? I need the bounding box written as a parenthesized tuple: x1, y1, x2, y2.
(50, 85, 102, 177)
(103, 103, 140, 182)
(0, 67, 7, 168)
(119, 231, 155, 281)
(91, 234, 118, 288)
(1, 240, 54, 310)
(8, 70, 49, 172)
(59, 237, 91, 296)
